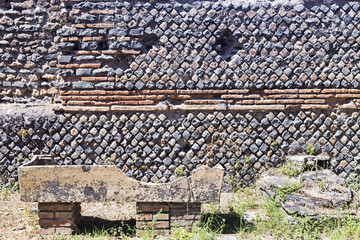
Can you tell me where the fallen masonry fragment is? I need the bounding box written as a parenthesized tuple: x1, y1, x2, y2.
(258, 156, 354, 217)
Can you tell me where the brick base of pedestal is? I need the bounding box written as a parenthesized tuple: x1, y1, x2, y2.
(38, 202, 81, 235)
(169, 203, 201, 229)
(136, 202, 201, 236)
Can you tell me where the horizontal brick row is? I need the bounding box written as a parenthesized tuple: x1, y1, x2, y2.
(62, 36, 131, 42)
(60, 89, 360, 96)
(61, 95, 166, 101)
(38, 202, 81, 235)
(54, 103, 351, 113)
(61, 50, 140, 56)
(136, 202, 201, 234)
(65, 100, 155, 106)
(60, 88, 360, 108)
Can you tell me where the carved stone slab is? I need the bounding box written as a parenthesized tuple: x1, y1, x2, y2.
(19, 157, 224, 203)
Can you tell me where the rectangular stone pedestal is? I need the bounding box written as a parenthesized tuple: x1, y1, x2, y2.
(136, 202, 201, 235)
(38, 202, 81, 235)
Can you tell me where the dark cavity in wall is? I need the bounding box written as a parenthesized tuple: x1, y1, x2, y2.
(214, 29, 241, 62)
(115, 33, 158, 71)
(139, 33, 159, 55)
(0, 0, 11, 9)
(114, 55, 134, 72)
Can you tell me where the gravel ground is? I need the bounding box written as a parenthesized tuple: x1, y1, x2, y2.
(0, 190, 139, 240)
(0, 190, 38, 240)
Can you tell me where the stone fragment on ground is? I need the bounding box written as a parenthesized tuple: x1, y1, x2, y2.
(257, 172, 297, 199)
(300, 170, 352, 208)
(258, 169, 354, 217)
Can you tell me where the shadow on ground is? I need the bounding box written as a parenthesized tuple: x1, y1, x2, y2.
(77, 216, 136, 236)
(75, 213, 251, 236)
(201, 213, 254, 234)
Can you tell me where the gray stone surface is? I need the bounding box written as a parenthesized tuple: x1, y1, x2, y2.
(259, 169, 354, 216)
(19, 156, 224, 203)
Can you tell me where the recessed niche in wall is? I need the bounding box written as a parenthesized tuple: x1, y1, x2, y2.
(213, 29, 241, 62)
(139, 33, 159, 55)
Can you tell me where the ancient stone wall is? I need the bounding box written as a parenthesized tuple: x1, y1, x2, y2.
(1, 0, 360, 190)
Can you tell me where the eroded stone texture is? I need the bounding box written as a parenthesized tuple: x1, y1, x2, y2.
(259, 170, 353, 216)
(19, 157, 224, 203)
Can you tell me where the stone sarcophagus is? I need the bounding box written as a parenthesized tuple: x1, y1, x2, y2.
(19, 155, 224, 235)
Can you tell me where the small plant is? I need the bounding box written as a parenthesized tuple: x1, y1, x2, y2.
(232, 159, 241, 171)
(138, 209, 163, 240)
(273, 182, 301, 202)
(243, 156, 252, 171)
(306, 143, 316, 156)
(12, 182, 19, 192)
(0, 184, 10, 200)
(0, 184, 18, 200)
(19, 129, 28, 137)
(350, 178, 360, 192)
(139, 165, 147, 171)
(229, 186, 259, 215)
(171, 213, 224, 240)
(102, 157, 115, 165)
(108, 221, 135, 238)
(270, 141, 278, 150)
(280, 162, 303, 177)
(329, 216, 360, 239)
(17, 156, 23, 166)
(317, 179, 330, 192)
(229, 175, 241, 193)
(23, 208, 39, 235)
(171, 227, 193, 240)
(174, 167, 185, 178)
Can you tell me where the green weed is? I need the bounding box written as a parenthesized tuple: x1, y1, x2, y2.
(139, 165, 147, 171)
(137, 209, 162, 240)
(174, 167, 185, 178)
(23, 208, 39, 236)
(229, 175, 240, 192)
(328, 216, 360, 240)
(350, 180, 360, 192)
(242, 157, 252, 171)
(0, 184, 16, 200)
(273, 182, 301, 202)
(172, 210, 224, 240)
(107, 222, 135, 238)
(280, 162, 303, 177)
(306, 143, 316, 156)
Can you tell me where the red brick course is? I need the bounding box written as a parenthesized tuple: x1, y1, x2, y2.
(38, 202, 81, 235)
(59, 88, 360, 110)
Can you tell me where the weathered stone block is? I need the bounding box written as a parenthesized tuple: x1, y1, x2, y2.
(19, 156, 224, 203)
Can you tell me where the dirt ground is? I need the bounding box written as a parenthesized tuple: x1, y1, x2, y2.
(0, 189, 141, 240)
(0, 190, 38, 240)
(0, 189, 236, 240)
